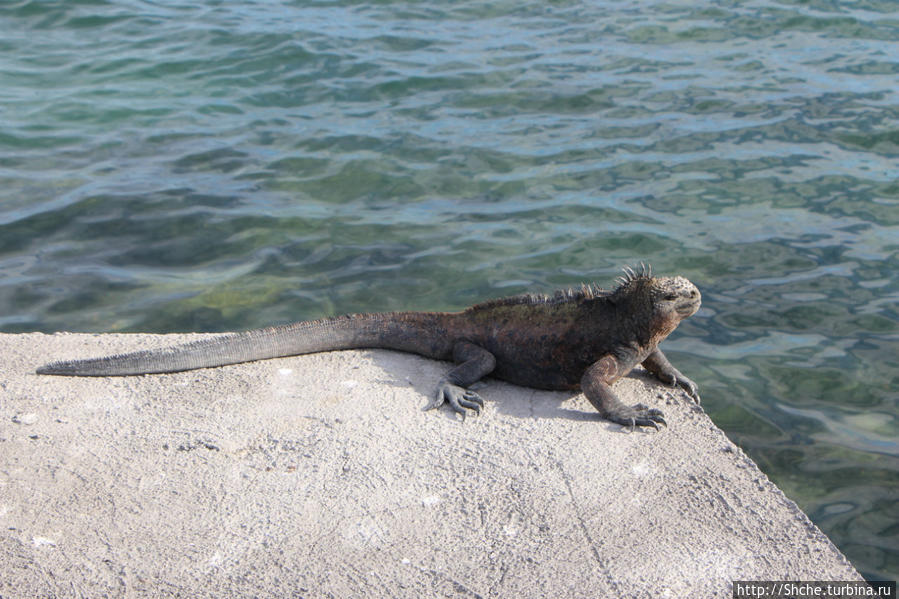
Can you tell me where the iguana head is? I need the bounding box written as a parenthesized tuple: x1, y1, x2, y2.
(651, 275, 701, 319)
(611, 265, 701, 342)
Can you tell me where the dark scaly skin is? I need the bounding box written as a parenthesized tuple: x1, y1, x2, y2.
(37, 266, 701, 429)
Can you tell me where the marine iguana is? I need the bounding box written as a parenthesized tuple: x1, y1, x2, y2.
(36, 265, 701, 430)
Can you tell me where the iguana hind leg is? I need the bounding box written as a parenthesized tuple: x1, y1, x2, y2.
(426, 341, 496, 420)
(581, 356, 667, 431)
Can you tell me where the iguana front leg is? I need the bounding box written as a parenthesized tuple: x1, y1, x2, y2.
(426, 341, 496, 419)
(581, 356, 666, 430)
(641, 348, 700, 404)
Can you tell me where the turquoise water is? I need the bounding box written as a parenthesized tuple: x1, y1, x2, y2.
(1, 0, 897, 581)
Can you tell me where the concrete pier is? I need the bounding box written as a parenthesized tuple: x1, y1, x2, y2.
(1, 333, 861, 598)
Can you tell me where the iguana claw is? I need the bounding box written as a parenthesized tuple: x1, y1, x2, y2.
(658, 373, 700, 405)
(605, 403, 667, 432)
(426, 379, 484, 420)
(673, 376, 700, 404)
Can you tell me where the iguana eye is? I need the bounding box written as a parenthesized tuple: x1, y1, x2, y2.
(664, 293, 678, 301)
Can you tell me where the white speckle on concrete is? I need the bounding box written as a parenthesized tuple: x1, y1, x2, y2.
(12, 413, 38, 425)
(632, 460, 652, 476)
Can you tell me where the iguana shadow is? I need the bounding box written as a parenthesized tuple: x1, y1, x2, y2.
(367, 349, 630, 426)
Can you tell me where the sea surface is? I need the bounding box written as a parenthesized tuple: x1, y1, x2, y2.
(1, 0, 897, 582)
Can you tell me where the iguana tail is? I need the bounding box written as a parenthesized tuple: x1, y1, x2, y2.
(36, 312, 452, 376)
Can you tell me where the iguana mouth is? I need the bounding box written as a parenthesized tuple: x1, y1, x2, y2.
(676, 297, 701, 316)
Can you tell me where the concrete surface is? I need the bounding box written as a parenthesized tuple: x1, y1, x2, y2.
(1, 332, 861, 598)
